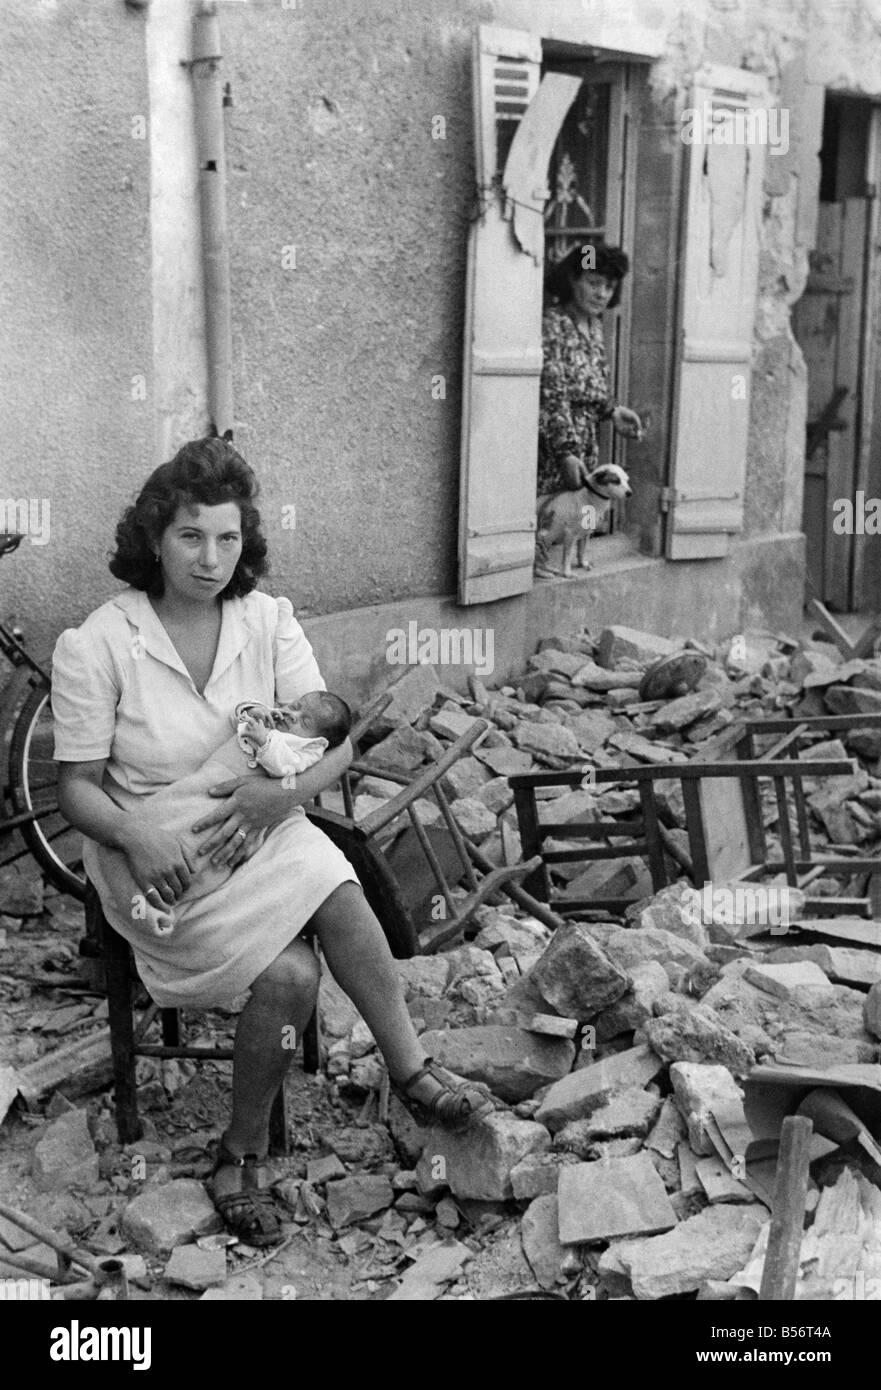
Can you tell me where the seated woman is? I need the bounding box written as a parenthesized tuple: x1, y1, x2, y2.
(535, 240, 643, 577)
(52, 436, 502, 1248)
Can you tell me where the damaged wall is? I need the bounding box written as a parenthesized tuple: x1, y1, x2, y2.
(4, 0, 881, 657)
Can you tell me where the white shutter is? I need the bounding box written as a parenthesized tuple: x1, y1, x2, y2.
(458, 25, 581, 604)
(665, 65, 769, 560)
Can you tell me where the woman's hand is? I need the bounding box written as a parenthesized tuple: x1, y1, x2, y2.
(611, 406, 643, 440)
(117, 820, 197, 908)
(191, 778, 287, 869)
(560, 453, 588, 489)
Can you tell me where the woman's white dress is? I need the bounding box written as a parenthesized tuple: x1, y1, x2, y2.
(51, 587, 359, 1008)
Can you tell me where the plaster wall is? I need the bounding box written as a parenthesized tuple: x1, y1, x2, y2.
(4, 0, 881, 665)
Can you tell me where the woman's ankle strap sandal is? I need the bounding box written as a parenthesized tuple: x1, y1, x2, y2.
(390, 1058, 504, 1133)
(209, 1134, 282, 1248)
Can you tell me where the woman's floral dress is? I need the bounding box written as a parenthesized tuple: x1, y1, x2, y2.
(537, 305, 616, 496)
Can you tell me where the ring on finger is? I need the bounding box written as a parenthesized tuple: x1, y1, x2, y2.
(234, 828, 247, 843)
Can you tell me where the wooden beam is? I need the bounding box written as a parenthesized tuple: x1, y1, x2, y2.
(759, 1114, 813, 1302)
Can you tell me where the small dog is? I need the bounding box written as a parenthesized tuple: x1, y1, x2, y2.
(534, 463, 633, 579)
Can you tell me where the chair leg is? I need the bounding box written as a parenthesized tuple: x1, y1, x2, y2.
(302, 1008, 320, 1075)
(100, 914, 142, 1144)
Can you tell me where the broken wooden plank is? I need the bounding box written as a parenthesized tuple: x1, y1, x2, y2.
(759, 1115, 813, 1301)
(14, 1029, 113, 1107)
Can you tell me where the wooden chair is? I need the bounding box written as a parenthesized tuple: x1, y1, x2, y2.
(509, 749, 857, 919)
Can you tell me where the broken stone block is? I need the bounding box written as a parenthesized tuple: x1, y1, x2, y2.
(825, 685, 881, 715)
(449, 796, 497, 841)
(526, 1014, 579, 1040)
(306, 1154, 348, 1185)
(417, 1025, 575, 1103)
(645, 1097, 686, 1159)
(535, 1045, 663, 1132)
(629, 882, 709, 949)
(319, 973, 363, 1038)
(521, 1195, 571, 1289)
(553, 1088, 661, 1149)
(415, 1113, 550, 1201)
(163, 1243, 227, 1291)
(669, 1062, 743, 1157)
(376, 665, 442, 732)
(557, 1153, 678, 1244)
(594, 961, 671, 1043)
(474, 777, 514, 815)
(614, 1202, 766, 1299)
(608, 731, 688, 764)
(201, 1272, 264, 1301)
(32, 1108, 99, 1193)
(387, 1240, 473, 1300)
(365, 724, 444, 773)
(566, 708, 619, 752)
(767, 943, 881, 989)
(395, 956, 450, 1000)
(649, 689, 722, 735)
(0, 1065, 19, 1126)
(643, 1002, 756, 1074)
(743, 961, 836, 1009)
(695, 1156, 754, 1204)
(599, 924, 711, 987)
(596, 626, 677, 669)
(512, 721, 580, 760)
(536, 787, 599, 828)
(473, 745, 534, 778)
(325, 1175, 394, 1229)
(865, 981, 881, 1040)
(0, 864, 44, 917)
(429, 708, 483, 741)
(121, 1180, 223, 1255)
(510, 1151, 580, 1200)
(440, 755, 492, 800)
(524, 923, 630, 1020)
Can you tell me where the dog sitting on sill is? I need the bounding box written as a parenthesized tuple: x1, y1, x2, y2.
(534, 463, 633, 580)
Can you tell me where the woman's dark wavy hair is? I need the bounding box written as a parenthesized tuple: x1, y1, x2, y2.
(544, 240, 630, 310)
(109, 436, 268, 599)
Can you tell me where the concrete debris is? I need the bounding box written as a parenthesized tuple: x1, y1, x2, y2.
(121, 1180, 223, 1255)
(743, 961, 837, 1009)
(535, 1045, 664, 1132)
(163, 1243, 227, 1290)
(610, 1203, 767, 1299)
(418, 1025, 575, 1103)
(325, 1175, 394, 1229)
(553, 1088, 661, 1148)
(387, 1239, 473, 1300)
(32, 1107, 99, 1193)
(415, 1113, 550, 1201)
(670, 1062, 745, 1156)
(522, 922, 631, 1020)
(557, 1153, 678, 1244)
(521, 1194, 574, 1289)
(642, 1001, 756, 1074)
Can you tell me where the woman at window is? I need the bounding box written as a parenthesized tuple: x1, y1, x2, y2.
(51, 436, 501, 1247)
(535, 241, 643, 576)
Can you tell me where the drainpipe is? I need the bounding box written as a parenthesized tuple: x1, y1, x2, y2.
(191, 1, 233, 436)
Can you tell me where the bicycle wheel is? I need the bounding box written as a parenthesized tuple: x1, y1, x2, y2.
(8, 683, 86, 900)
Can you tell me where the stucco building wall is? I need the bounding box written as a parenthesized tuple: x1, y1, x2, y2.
(3, 0, 881, 672)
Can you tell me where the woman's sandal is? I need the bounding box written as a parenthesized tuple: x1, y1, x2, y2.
(390, 1057, 505, 1133)
(208, 1134, 283, 1248)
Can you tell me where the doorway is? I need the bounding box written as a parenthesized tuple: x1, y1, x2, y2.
(792, 92, 881, 611)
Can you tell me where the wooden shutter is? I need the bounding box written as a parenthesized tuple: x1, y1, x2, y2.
(665, 65, 769, 560)
(458, 25, 581, 604)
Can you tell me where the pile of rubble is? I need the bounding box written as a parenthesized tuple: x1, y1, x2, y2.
(2, 619, 881, 1299)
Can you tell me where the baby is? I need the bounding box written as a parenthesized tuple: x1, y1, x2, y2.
(93, 690, 352, 936)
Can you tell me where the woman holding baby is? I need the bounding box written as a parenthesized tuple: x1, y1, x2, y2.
(52, 436, 499, 1246)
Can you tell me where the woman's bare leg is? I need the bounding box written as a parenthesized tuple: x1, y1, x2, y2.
(308, 883, 449, 1105)
(213, 937, 320, 1199)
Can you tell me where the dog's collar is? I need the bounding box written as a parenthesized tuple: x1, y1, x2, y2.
(584, 475, 612, 499)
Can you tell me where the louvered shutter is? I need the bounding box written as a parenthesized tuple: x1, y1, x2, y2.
(665, 65, 769, 560)
(458, 25, 581, 604)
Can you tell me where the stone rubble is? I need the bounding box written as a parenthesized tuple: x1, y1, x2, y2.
(4, 621, 881, 1300)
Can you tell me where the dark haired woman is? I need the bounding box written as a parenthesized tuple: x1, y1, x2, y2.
(51, 437, 499, 1246)
(535, 241, 643, 577)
